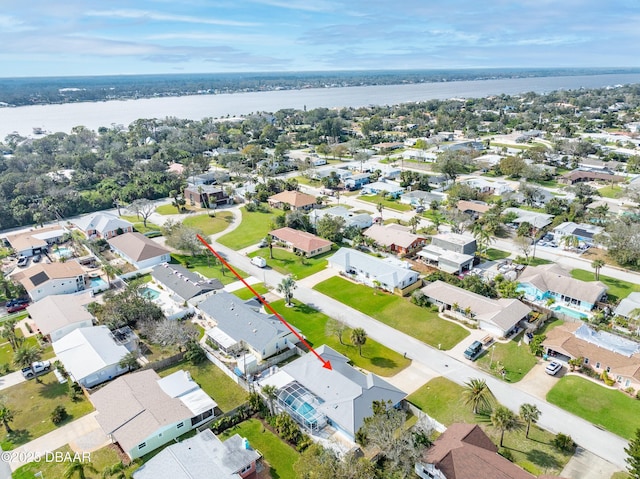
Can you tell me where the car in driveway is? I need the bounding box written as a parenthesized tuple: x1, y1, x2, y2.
(464, 340, 483, 361)
(16, 256, 29, 267)
(7, 302, 29, 313)
(545, 361, 562, 376)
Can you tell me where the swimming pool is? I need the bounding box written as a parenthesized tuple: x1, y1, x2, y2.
(90, 277, 107, 288)
(140, 287, 161, 300)
(53, 246, 73, 258)
(553, 304, 588, 319)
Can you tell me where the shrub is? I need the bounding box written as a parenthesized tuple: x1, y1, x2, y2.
(551, 433, 575, 452)
(67, 382, 82, 402)
(601, 370, 616, 387)
(529, 334, 546, 356)
(245, 202, 257, 212)
(499, 448, 514, 461)
(51, 405, 68, 425)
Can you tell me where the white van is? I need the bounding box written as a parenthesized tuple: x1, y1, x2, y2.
(251, 256, 267, 268)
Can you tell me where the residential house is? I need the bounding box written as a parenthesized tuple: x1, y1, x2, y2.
(151, 263, 223, 306)
(108, 232, 171, 270)
(259, 345, 406, 441)
(456, 200, 491, 218)
(268, 190, 317, 211)
(344, 173, 371, 190)
(5, 225, 67, 257)
(462, 177, 513, 195)
(400, 191, 446, 208)
(440, 140, 485, 152)
(133, 429, 261, 479)
(613, 292, 640, 320)
(503, 208, 554, 230)
(402, 149, 437, 162)
(543, 322, 640, 393)
(308, 206, 373, 230)
(13, 261, 86, 302)
(560, 169, 625, 185)
(183, 185, 231, 208)
(417, 233, 477, 275)
(27, 291, 94, 342)
(552, 222, 604, 247)
(53, 325, 133, 388)
(328, 247, 420, 295)
(509, 187, 554, 207)
(72, 212, 134, 239)
(361, 181, 404, 198)
(269, 227, 333, 258)
(421, 281, 531, 337)
(91, 369, 217, 460)
(517, 264, 608, 312)
(363, 224, 426, 255)
(199, 292, 298, 363)
(416, 423, 553, 479)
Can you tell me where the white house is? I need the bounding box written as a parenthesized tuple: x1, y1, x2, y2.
(27, 291, 94, 342)
(552, 222, 604, 247)
(72, 212, 134, 239)
(5, 225, 67, 257)
(361, 181, 404, 198)
(309, 206, 373, 230)
(91, 369, 217, 460)
(53, 325, 132, 388)
(13, 262, 86, 302)
(108, 232, 171, 269)
(462, 177, 514, 195)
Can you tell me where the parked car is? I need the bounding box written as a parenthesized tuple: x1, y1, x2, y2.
(16, 256, 29, 267)
(6, 298, 29, 308)
(415, 206, 425, 213)
(545, 361, 562, 376)
(464, 340, 483, 361)
(251, 256, 267, 268)
(7, 303, 29, 313)
(21, 360, 51, 379)
(32, 254, 42, 263)
(258, 238, 268, 248)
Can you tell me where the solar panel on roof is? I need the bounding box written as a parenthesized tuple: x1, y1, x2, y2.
(30, 271, 50, 287)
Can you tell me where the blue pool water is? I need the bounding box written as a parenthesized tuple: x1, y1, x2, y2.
(140, 287, 160, 300)
(53, 246, 72, 258)
(90, 277, 107, 288)
(553, 304, 588, 319)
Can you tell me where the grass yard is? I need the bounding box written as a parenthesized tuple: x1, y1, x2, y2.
(155, 203, 202, 215)
(270, 299, 410, 377)
(12, 444, 133, 479)
(0, 373, 94, 450)
(157, 359, 247, 412)
(358, 194, 413, 212)
(248, 247, 333, 279)
(0, 334, 55, 368)
(217, 207, 278, 250)
(547, 375, 640, 439)
(314, 277, 469, 350)
(475, 333, 539, 382)
(171, 253, 247, 285)
(484, 248, 512, 261)
(514, 256, 553, 266)
(119, 215, 162, 234)
(598, 185, 625, 199)
(220, 419, 299, 479)
(571, 268, 640, 302)
(232, 283, 269, 301)
(409, 377, 573, 476)
(182, 211, 235, 236)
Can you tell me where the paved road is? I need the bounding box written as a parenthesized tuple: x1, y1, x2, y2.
(208, 237, 629, 469)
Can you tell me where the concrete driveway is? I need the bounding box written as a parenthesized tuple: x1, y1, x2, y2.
(0, 370, 25, 391)
(561, 447, 623, 479)
(516, 361, 564, 400)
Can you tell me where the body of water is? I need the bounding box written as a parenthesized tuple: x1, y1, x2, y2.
(2, 73, 640, 139)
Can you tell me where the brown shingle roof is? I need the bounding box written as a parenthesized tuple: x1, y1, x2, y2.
(270, 227, 332, 253)
(13, 261, 85, 291)
(457, 200, 491, 214)
(268, 190, 316, 208)
(364, 224, 425, 249)
(108, 232, 170, 262)
(6, 225, 65, 252)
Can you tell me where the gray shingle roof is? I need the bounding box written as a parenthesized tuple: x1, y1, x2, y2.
(151, 263, 222, 301)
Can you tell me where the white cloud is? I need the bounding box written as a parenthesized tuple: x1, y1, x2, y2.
(85, 9, 259, 27)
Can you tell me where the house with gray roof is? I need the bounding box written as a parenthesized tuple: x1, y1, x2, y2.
(72, 212, 134, 239)
(399, 190, 446, 207)
(133, 429, 261, 479)
(151, 263, 222, 305)
(200, 292, 298, 363)
(614, 292, 640, 319)
(552, 221, 604, 247)
(328, 247, 420, 295)
(309, 206, 373, 230)
(259, 345, 406, 441)
(503, 207, 554, 230)
(28, 291, 94, 342)
(421, 281, 531, 337)
(91, 369, 217, 460)
(418, 233, 477, 275)
(108, 232, 171, 270)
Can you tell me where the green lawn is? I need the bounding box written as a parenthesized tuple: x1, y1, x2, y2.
(314, 277, 469, 350)
(182, 211, 235, 236)
(217, 207, 278, 250)
(514, 256, 553, 266)
(358, 194, 413, 212)
(409, 377, 573, 476)
(248, 247, 333, 279)
(13, 444, 133, 479)
(155, 203, 204, 215)
(571, 268, 640, 302)
(485, 248, 512, 261)
(157, 359, 247, 412)
(119, 215, 162, 234)
(475, 333, 539, 382)
(232, 283, 269, 301)
(547, 375, 640, 439)
(598, 185, 625, 199)
(0, 334, 55, 368)
(220, 419, 299, 479)
(270, 299, 410, 377)
(1, 374, 94, 450)
(171, 253, 247, 285)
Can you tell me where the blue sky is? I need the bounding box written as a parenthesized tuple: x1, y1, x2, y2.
(2, 0, 639, 77)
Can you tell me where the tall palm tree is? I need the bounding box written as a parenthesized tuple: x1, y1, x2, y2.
(0, 403, 15, 434)
(463, 378, 495, 414)
(102, 461, 127, 479)
(350, 328, 368, 357)
(262, 384, 278, 416)
(562, 234, 580, 250)
(1, 318, 21, 351)
(491, 405, 522, 447)
(471, 223, 494, 257)
(64, 459, 98, 479)
(519, 403, 541, 439)
(591, 259, 605, 280)
(102, 263, 121, 288)
(376, 202, 384, 222)
(409, 215, 420, 234)
(14, 346, 43, 382)
(276, 275, 297, 306)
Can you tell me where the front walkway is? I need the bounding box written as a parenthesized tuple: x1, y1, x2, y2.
(296, 267, 338, 288)
(384, 361, 438, 395)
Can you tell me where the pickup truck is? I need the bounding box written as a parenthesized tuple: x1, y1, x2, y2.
(21, 360, 51, 379)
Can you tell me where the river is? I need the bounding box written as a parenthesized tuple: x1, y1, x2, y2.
(2, 72, 640, 139)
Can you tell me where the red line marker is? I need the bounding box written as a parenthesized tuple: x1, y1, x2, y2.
(196, 234, 332, 371)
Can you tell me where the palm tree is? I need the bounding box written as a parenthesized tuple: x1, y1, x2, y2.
(267, 235, 274, 259)
(491, 405, 522, 447)
(562, 234, 580, 251)
(591, 259, 605, 280)
(350, 327, 368, 356)
(472, 224, 494, 257)
(519, 403, 541, 439)
(0, 403, 15, 434)
(102, 462, 127, 479)
(409, 215, 420, 234)
(262, 384, 278, 416)
(376, 202, 384, 222)
(1, 318, 21, 351)
(14, 346, 43, 382)
(64, 459, 98, 479)
(102, 263, 121, 288)
(276, 275, 297, 306)
(463, 378, 495, 414)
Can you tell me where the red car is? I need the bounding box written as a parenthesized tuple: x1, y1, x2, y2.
(7, 303, 28, 313)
